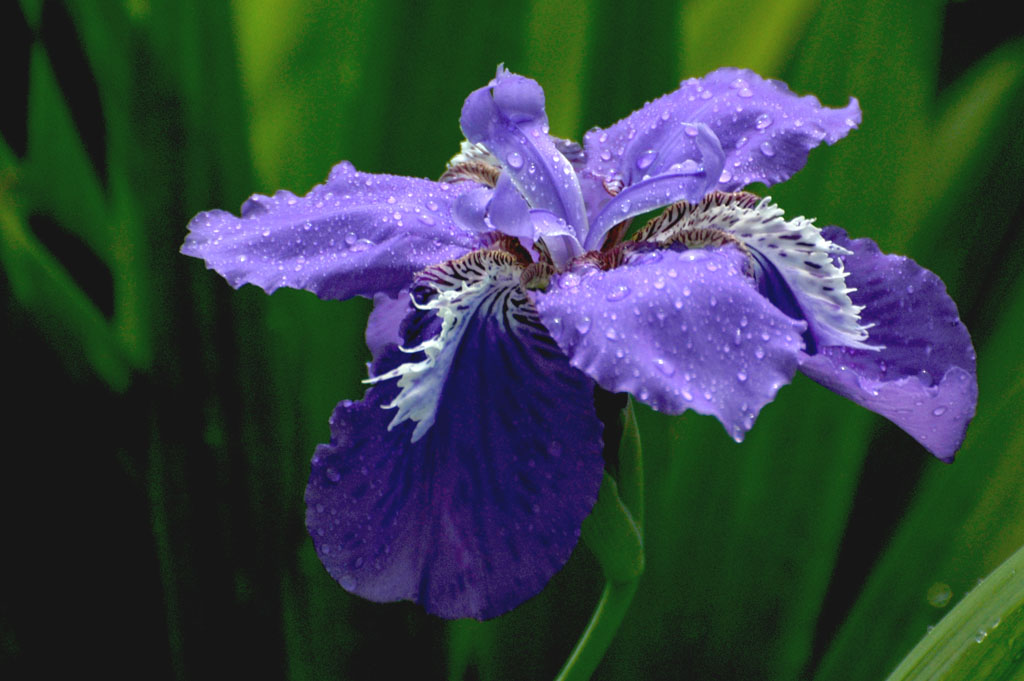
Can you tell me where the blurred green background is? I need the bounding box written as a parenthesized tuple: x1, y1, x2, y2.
(2, 0, 1022, 679)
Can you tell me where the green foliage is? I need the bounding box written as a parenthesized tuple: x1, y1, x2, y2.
(2, 1, 1022, 679)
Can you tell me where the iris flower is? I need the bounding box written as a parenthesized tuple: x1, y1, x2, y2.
(182, 66, 977, 620)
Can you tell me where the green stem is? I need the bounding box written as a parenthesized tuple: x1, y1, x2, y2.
(553, 580, 640, 681)
(555, 399, 645, 680)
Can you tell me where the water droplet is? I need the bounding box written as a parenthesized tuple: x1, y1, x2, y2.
(754, 347, 765, 360)
(755, 114, 772, 130)
(387, 195, 396, 204)
(350, 238, 374, 252)
(418, 214, 436, 226)
(719, 169, 732, 183)
(932, 406, 948, 416)
(738, 87, 753, 98)
(926, 582, 952, 608)
(606, 284, 631, 301)
(575, 316, 591, 334)
(636, 149, 657, 170)
(340, 575, 357, 590)
(325, 467, 341, 483)
(507, 151, 524, 169)
(678, 159, 700, 174)
(760, 141, 776, 157)
(600, 149, 612, 162)
(605, 327, 617, 340)
(426, 199, 439, 211)
(345, 232, 357, 246)
(654, 358, 675, 376)
(737, 370, 747, 382)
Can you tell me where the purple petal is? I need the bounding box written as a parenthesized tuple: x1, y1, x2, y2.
(798, 227, 977, 460)
(585, 123, 725, 250)
(181, 161, 481, 300)
(535, 246, 806, 441)
(306, 286, 604, 619)
(583, 67, 860, 194)
(365, 292, 412, 361)
(460, 68, 589, 238)
(485, 172, 534, 239)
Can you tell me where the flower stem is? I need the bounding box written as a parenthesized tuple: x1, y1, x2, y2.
(553, 579, 639, 681)
(556, 399, 644, 680)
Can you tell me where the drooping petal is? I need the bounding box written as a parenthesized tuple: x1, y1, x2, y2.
(460, 67, 589, 239)
(306, 249, 604, 619)
(636, 191, 872, 352)
(583, 67, 860, 195)
(181, 161, 481, 300)
(798, 227, 977, 460)
(535, 246, 806, 441)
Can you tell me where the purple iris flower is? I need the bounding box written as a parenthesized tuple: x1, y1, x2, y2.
(182, 66, 977, 620)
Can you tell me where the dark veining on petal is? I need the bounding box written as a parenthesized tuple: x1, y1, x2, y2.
(632, 190, 761, 243)
(440, 160, 501, 187)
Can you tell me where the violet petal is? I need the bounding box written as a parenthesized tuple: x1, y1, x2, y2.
(181, 161, 480, 300)
(583, 67, 861, 194)
(798, 227, 978, 459)
(535, 246, 806, 441)
(460, 68, 589, 239)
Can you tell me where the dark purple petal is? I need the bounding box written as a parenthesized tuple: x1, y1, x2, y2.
(460, 68, 589, 238)
(583, 67, 860, 194)
(306, 250, 605, 619)
(535, 246, 806, 441)
(181, 161, 481, 300)
(799, 227, 977, 460)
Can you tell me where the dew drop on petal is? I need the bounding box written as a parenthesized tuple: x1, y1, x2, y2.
(932, 406, 948, 416)
(755, 114, 772, 130)
(654, 358, 675, 377)
(507, 151, 524, 169)
(606, 284, 631, 301)
(636, 149, 658, 170)
(575, 316, 592, 334)
(760, 141, 776, 157)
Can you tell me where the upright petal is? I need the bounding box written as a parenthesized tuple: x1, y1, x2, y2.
(583, 67, 860, 194)
(181, 161, 481, 300)
(584, 123, 726, 250)
(460, 67, 589, 239)
(798, 227, 977, 460)
(306, 249, 604, 619)
(535, 246, 806, 441)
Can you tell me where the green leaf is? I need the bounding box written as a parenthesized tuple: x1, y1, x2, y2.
(583, 473, 645, 584)
(885, 543, 1024, 681)
(681, 0, 822, 76)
